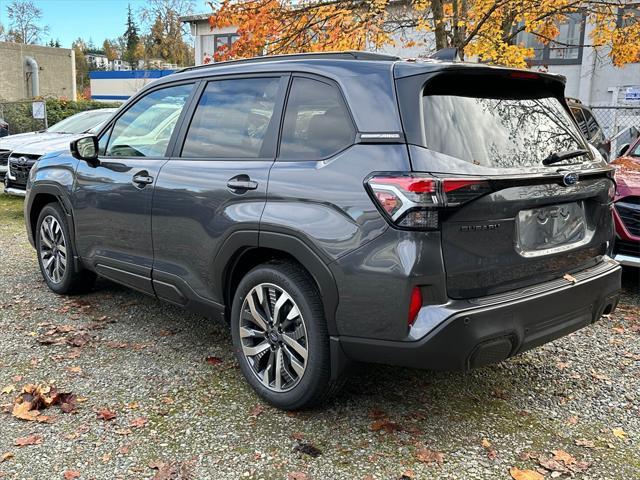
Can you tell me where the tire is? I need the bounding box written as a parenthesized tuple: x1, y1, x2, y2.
(35, 203, 96, 295)
(230, 261, 344, 410)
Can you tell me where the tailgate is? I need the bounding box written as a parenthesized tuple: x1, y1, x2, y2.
(439, 173, 613, 298)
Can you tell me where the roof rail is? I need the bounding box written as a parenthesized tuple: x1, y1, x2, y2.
(176, 51, 401, 73)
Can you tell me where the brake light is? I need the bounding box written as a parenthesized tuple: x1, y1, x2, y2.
(509, 71, 540, 80)
(367, 174, 491, 230)
(408, 286, 422, 327)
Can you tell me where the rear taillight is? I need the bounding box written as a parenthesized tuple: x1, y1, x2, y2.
(367, 174, 491, 230)
(408, 286, 422, 327)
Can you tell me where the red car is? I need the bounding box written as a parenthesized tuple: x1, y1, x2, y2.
(612, 137, 640, 267)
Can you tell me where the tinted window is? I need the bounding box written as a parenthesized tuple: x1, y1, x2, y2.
(279, 77, 354, 160)
(181, 78, 280, 158)
(422, 94, 589, 168)
(105, 84, 193, 157)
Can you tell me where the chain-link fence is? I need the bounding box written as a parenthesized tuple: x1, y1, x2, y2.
(0, 100, 48, 136)
(590, 106, 640, 157)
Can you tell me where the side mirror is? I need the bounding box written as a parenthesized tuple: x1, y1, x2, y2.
(618, 143, 630, 158)
(70, 135, 99, 166)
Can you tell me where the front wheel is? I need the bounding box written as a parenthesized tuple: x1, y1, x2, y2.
(35, 203, 95, 294)
(230, 261, 343, 410)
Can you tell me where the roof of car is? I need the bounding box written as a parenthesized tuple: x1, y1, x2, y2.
(137, 52, 567, 133)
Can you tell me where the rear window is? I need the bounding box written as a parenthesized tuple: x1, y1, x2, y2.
(422, 93, 589, 168)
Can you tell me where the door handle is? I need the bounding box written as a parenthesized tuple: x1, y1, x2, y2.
(133, 172, 154, 187)
(227, 175, 258, 192)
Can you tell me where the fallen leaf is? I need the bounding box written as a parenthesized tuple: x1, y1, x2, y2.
(566, 416, 579, 425)
(1, 385, 15, 395)
(568, 460, 591, 474)
(66, 367, 82, 374)
(401, 469, 416, 479)
(287, 473, 308, 480)
(97, 408, 117, 421)
(481, 438, 491, 448)
(129, 417, 148, 428)
(293, 440, 322, 458)
(509, 467, 544, 480)
(249, 404, 264, 417)
(416, 448, 444, 465)
(205, 356, 223, 365)
(552, 449, 576, 465)
(12, 401, 40, 421)
(58, 393, 78, 414)
(0, 452, 14, 463)
(612, 428, 627, 439)
(371, 418, 402, 433)
(575, 438, 595, 448)
(63, 471, 81, 480)
(291, 432, 305, 441)
(538, 457, 569, 474)
(563, 273, 577, 283)
(14, 434, 43, 447)
(118, 445, 130, 455)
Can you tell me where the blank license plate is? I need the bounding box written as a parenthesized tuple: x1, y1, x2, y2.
(516, 202, 589, 257)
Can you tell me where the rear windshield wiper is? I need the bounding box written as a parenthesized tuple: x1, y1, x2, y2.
(542, 149, 589, 166)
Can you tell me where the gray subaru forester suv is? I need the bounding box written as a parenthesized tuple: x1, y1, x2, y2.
(24, 52, 621, 409)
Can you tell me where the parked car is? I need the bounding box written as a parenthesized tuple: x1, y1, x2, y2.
(4, 108, 116, 196)
(567, 97, 611, 160)
(25, 52, 621, 409)
(611, 136, 640, 267)
(0, 108, 118, 182)
(0, 118, 9, 180)
(0, 118, 8, 137)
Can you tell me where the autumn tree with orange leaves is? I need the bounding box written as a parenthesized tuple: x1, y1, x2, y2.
(207, 0, 639, 67)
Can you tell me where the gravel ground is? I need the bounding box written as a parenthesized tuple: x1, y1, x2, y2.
(0, 193, 639, 480)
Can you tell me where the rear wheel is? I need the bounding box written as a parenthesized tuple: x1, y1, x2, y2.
(231, 261, 343, 409)
(36, 203, 95, 294)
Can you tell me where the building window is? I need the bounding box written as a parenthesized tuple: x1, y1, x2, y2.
(517, 13, 585, 65)
(618, 7, 640, 63)
(201, 33, 240, 63)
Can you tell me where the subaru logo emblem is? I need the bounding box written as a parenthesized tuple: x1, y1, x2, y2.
(17, 156, 28, 166)
(562, 172, 579, 186)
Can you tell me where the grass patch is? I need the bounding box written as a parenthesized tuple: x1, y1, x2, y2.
(0, 193, 25, 224)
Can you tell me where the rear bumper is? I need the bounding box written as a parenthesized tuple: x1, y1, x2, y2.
(338, 259, 621, 371)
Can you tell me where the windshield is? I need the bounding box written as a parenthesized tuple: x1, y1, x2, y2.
(422, 94, 591, 168)
(47, 110, 113, 134)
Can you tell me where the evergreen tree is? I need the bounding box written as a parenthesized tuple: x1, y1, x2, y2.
(54, 39, 61, 48)
(123, 4, 140, 66)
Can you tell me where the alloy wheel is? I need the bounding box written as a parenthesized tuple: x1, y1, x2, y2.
(239, 283, 308, 392)
(39, 215, 67, 284)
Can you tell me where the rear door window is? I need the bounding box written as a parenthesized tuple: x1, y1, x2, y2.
(181, 77, 281, 158)
(422, 92, 589, 168)
(279, 77, 355, 160)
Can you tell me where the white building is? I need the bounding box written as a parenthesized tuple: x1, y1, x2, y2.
(110, 59, 131, 71)
(85, 53, 110, 70)
(180, 8, 640, 109)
